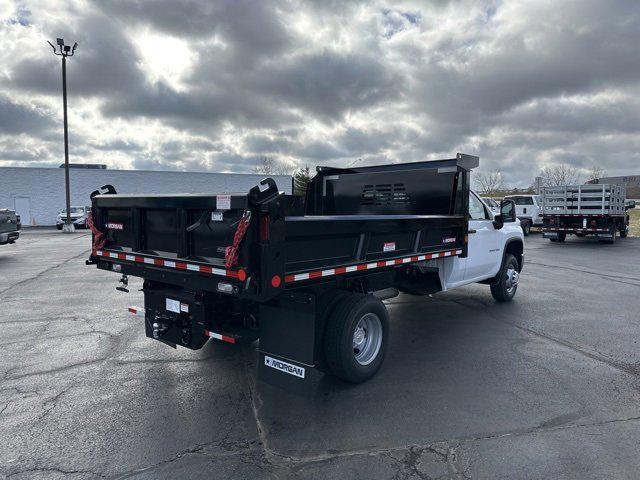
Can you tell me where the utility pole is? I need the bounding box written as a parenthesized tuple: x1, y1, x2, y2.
(48, 38, 78, 233)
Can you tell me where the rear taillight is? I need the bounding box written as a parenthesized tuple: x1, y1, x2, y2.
(260, 215, 270, 241)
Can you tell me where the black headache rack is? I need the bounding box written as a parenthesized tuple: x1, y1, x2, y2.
(89, 154, 475, 301)
(88, 154, 477, 392)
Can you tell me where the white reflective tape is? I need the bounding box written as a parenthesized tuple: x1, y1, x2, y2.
(386, 260, 395, 266)
(367, 263, 377, 269)
(208, 332, 223, 341)
(96, 250, 103, 256)
(322, 269, 335, 277)
(212, 268, 227, 276)
(444, 251, 452, 257)
(164, 260, 176, 268)
(417, 255, 426, 261)
(402, 257, 411, 263)
(109, 252, 119, 258)
(456, 250, 463, 254)
(187, 264, 200, 272)
(346, 265, 358, 272)
(125, 255, 135, 261)
(294, 273, 310, 281)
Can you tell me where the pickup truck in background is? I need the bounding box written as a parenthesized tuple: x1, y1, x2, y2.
(503, 194, 543, 236)
(0, 209, 21, 245)
(542, 184, 630, 244)
(87, 154, 524, 392)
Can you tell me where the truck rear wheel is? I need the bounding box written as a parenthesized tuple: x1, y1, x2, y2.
(490, 254, 519, 302)
(521, 220, 531, 236)
(557, 232, 566, 242)
(324, 294, 389, 383)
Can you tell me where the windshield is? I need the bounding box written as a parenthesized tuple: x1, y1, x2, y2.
(505, 196, 534, 205)
(483, 198, 498, 207)
(60, 207, 85, 214)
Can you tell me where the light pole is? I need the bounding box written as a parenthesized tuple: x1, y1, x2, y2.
(48, 38, 78, 233)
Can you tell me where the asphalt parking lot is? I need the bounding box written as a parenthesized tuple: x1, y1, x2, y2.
(1, 229, 640, 479)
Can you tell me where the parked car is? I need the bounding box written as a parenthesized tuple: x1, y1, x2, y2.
(0, 209, 20, 245)
(56, 206, 91, 230)
(503, 194, 543, 235)
(481, 197, 501, 215)
(87, 154, 524, 392)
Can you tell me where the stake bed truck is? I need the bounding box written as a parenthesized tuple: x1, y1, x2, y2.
(542, 184, 631, 244)
(87, 154, 524, 391)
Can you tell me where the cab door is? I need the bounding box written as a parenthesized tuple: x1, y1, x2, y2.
(464, 192, 501, 281)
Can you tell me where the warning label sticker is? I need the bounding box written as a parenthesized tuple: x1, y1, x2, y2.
(383, 242, 396, 252)
(216, 195, 231, 210)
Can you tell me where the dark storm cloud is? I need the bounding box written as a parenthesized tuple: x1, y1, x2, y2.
(1, 0, 640, 185)
(0, 97, 54, 135)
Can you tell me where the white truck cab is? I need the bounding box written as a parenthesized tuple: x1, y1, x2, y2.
(503, 194, 543, 236)
(438, 191, 524, 301)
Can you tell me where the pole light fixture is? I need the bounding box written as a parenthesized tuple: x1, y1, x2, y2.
(47, 38, 78, 233)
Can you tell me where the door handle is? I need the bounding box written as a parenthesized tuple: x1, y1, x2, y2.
(468, 229, 477, 234)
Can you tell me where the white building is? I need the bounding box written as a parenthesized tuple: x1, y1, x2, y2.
(0, 167, 291, 226)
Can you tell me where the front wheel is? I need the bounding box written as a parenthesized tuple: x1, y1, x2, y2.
(324, 294, 389, 383)
(490, 254, 520, 302)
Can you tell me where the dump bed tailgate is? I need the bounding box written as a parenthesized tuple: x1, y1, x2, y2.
(91, 192, 253, 280)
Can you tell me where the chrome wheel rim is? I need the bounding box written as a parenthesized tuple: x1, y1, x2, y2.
(505, 266, 519, 294)
(352, 313, 383, 366)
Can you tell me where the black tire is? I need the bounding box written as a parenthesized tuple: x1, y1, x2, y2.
(549, 238, 558, 242)
(56, 224, 63, 230)
(557, 232, 566, 242)
(575, 233, 586, 237)
(490, 254, 520, 303)
(599, 228, 616, 244)
(521, 221, 531, 236)
(324, 294, 389, 383)
(314, 290, 351, 374)
(620, 224, 628, 238)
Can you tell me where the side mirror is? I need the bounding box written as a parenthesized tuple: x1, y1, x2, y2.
(626, 200, 636, 210)
(493, 199, 516, 229)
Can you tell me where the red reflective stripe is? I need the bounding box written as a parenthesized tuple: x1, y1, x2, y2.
(221, 335, 236, 344)
(98, 249, 245, 280)
(128, 307, 136, 314)
(284, 249, 462, 283)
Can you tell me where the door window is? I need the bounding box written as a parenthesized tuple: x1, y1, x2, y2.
(469, 193, 489, 220)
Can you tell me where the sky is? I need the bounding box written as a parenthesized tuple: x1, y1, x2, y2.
(0, 0, 639, 187)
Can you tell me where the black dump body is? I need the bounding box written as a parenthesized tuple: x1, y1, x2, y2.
(88, 154, 477, 391)
(89, 154, 475, 303)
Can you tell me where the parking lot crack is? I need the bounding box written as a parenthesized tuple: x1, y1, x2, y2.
(0, 248, 91, 296)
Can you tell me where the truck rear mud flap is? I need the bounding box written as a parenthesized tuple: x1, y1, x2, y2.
(257, 293, 318, 395)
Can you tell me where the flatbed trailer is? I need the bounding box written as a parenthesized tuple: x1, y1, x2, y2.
(87, 153, 522, 391)
(541, 184, 630, 244)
